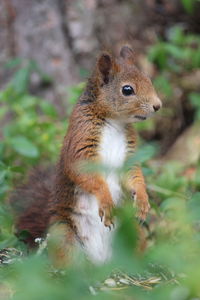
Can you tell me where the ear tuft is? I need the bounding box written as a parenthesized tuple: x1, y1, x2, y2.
(120, 45, 134, 64)
(97, 52, 112, 84)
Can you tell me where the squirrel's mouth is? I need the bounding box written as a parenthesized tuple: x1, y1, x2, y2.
(134, 115, 147, 120)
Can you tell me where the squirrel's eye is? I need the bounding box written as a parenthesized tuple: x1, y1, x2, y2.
(122, 85, 135, 96)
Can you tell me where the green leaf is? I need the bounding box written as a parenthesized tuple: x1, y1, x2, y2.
(0, 184, 10, 195)
(188, 192, 200, 221)
(9, 166, 24, 173)
(40, 101, 57, 118)
(181, 0, 196, 14)
(10, 136, 39, 158)
(0, 106, 8, 119)
(148, 43, 168, 69)
(192, 49, 200, 68)
(4, 57, 22, 69)
(67, 82, 85, 104)
(189, 93, 200, 108)
(154, 75, 173, 97)
(10, 68, 30, 94)
(189, 93, 200, 120)
(160, 197, 183, 212)
(0, 170, 7, 183)
(165, 44, 183, 60)
(124, 144, 156, 171)
(168, 26, 185, 45)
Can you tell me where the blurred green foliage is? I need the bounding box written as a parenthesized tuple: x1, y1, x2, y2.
(137, 24, 200, 135)
(181, 0, 199, 14)
(148, 25, 200, 71)
(189, 93, 200, 120)
(0, 62, 67, 250)
(0, 20, 200, 300)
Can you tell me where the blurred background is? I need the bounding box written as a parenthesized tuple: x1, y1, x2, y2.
(1, 0, 200, 158)
(0, 1, 200, 299)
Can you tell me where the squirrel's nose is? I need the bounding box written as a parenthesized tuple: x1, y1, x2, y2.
(153, 104, 161, 112)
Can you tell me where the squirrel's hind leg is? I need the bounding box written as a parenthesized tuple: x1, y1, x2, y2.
(47, 223, 76, 269)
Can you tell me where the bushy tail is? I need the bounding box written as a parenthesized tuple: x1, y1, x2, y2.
(10, 167, 55, 247)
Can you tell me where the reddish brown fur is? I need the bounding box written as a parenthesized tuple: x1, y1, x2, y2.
(10, 46, 161, 258)
(10, 167, 54, 247)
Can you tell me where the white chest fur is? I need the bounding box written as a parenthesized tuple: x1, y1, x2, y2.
(100, 120, 127, 169)
(99, 120, 127, 204)
(74, 120, 127, 264)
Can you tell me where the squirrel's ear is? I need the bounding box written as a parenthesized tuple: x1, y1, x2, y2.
(97, 52, 113, 84)
(120, 45, 134, 64)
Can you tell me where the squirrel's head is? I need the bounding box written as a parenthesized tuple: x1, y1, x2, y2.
(94, 45, 162, 122)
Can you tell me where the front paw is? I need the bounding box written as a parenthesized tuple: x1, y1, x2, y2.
(132, 189, 150, 221)
(99, 203, 114, 230)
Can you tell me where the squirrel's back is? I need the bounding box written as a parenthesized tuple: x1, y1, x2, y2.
(10, 167, 54, 247)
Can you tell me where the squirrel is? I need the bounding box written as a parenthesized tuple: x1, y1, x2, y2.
(10, 45, 162, 265)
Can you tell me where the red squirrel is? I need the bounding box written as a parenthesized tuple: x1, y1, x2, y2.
(11, 46, 161, 265)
